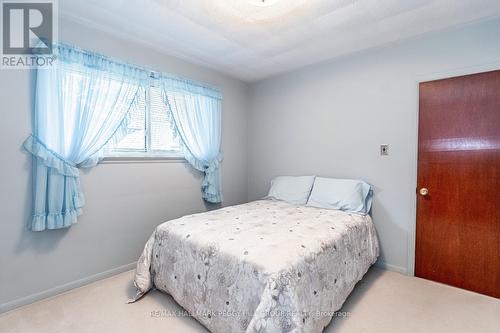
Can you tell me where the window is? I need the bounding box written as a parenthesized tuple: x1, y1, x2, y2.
(105, 83, 182, 158)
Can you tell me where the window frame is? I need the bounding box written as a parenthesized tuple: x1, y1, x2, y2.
(103, 79, 184, 162)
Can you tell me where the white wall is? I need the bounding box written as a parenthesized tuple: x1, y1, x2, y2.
(2, 14, 500, 313)
(247, 18, 500, 274)
(0, 18, 248, 311)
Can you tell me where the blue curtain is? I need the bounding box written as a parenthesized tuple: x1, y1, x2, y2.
(23, 43, 147, 231)
(160, 76, 223, 203)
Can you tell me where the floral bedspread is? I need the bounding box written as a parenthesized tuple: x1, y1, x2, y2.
(133, 200, 379, 333)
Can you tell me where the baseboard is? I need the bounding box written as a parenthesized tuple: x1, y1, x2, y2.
(375, 260, 408, 275)
(0, 262, 137, 314)
(1, 260, 408, 314)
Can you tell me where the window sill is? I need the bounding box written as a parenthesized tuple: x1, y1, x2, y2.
(101, 156, 186, 164)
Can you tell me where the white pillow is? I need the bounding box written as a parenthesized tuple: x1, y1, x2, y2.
(267, 176, 316, 205)
(306, 177, 373, 214)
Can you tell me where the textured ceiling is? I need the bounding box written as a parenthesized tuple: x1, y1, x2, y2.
(60, 0, 500, 81)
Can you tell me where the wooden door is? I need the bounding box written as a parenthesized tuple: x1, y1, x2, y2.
(416, 70, 500, 298)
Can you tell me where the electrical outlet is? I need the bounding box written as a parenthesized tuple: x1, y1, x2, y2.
(380, 144, 389, 156)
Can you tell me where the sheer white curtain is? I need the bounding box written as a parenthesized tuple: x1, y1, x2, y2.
(161, 77, 223, 203)
(23, 44, 146, 230)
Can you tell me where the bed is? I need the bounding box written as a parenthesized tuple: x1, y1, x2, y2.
(132, 199, 379, 333)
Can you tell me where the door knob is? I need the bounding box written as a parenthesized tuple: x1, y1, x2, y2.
(419, 188, 429, 196)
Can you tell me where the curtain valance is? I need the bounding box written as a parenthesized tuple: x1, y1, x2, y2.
(52, 43, 222, 97)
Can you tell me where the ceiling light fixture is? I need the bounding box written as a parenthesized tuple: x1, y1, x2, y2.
(222, 0, 308, 22)
(163, 0, 309, 24)
(247, 0, 280, 7)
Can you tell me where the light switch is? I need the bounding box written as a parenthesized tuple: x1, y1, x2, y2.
(380, 144, 389, 155)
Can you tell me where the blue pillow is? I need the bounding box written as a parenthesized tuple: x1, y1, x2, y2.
(306, 177, 373, 214)
(267, 176, 316, 205)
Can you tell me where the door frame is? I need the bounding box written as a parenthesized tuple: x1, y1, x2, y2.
(407, 61, 500, 276)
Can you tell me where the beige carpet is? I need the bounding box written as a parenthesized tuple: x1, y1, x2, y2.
(1, 267, 499, 333)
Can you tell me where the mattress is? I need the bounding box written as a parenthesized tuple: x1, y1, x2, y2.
(133, 199, 379, 333)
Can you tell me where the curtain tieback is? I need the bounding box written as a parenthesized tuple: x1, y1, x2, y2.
(203, 152, 223, 173)
(23, 134, 79, 177)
